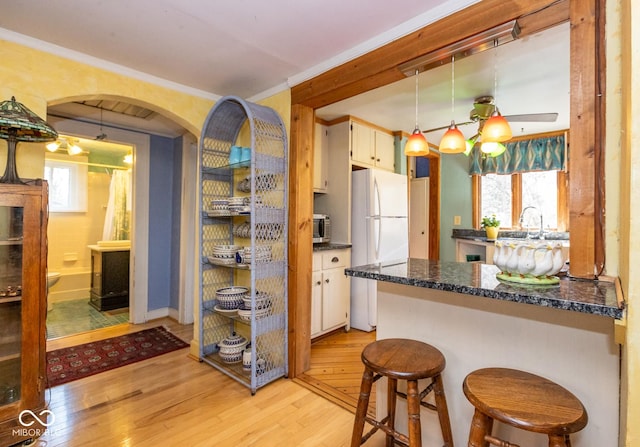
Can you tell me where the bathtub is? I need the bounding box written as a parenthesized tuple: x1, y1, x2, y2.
(47, 270, 91, 304)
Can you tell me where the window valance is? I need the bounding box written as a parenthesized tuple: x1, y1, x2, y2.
(469, 134, 566, 175)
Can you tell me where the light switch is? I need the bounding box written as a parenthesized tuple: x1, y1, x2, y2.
(454, 215, 461, 225)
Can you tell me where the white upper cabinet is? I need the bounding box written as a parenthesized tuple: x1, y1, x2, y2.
(313, 122, 329, 193)
(350, 120, 395, 172)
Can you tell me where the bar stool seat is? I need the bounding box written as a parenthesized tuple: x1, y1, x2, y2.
(463, 368, 588, 447)
(351, 338, 453, 447)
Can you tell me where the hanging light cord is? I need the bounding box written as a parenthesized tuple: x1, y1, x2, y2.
(493, 38, 499, 105)
(451, 55, 455, 117)
(414, 69, 419, 129)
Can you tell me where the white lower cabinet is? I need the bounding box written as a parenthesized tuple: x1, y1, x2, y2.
(311, 248, 351, 338)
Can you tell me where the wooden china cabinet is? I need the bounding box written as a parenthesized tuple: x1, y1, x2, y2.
(0, 181, 48, 447)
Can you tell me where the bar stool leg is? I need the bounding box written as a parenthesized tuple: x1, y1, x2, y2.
(406, 379, 422, 447)
(351, 367, 374, 447)
(433, 374, 454, 447)
(386, 377, 398, 447)
(468, 408, 493, 447)
(548, 435, 571, 447)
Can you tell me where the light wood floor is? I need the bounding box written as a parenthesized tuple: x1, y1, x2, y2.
(38, 319, 386, 447)
(297, 329, 376, 415)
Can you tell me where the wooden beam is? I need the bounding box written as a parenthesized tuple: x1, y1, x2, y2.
(569, 0, 599, 278)
(291, 0, 569, 109)
(288, 103, 314, 376)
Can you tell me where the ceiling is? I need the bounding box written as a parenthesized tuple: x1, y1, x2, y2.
(0, 0, 569, 141)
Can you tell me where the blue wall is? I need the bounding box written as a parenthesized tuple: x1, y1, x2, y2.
(147, 135, 176, 311)
(439, 154, 472, 261)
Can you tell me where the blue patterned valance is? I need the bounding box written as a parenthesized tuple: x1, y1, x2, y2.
(469, 134, 566, 175)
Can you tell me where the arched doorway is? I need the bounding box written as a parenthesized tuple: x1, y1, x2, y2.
(44, 97, 198, 335)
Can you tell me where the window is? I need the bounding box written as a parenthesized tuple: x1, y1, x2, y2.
(44, 156, 88, 212)
(475, 170, 567, 231)
(480, 174, 513, 228)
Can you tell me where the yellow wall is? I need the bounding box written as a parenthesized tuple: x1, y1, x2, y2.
(0, 38, 216, 178)
(617, 0, 640, 444)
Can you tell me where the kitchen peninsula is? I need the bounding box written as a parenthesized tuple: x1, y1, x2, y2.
(345, 259, 623, 446)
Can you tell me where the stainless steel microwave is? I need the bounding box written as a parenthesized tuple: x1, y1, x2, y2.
(313, 214, 331, 244)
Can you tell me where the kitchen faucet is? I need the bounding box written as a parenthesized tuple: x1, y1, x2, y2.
(519, 206, 544, 239)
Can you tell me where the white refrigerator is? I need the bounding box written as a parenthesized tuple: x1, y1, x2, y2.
(351, 168, 408, 331)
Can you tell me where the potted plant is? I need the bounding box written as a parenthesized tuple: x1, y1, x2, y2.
(481, 214, 500, 240)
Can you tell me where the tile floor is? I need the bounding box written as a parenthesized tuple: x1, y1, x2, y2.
(46, 298, 130, 339)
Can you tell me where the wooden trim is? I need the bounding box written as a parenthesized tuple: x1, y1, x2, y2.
(315, 117, 332, 126)
(594, 0, 606, 275)
(568, 0, 599, 278)
(471, 175, 481, 229)
(557, 170, 569, 231)
(512, 173, 522, 229)
(508, 129, 569, 142)
(288, 103, 314, 376)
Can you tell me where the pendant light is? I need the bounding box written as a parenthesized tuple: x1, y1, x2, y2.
(404, 69, 429, 156)
(481, 40, 512, 144)
(439, 56, 466, 154)
(480, 141, 506, 157)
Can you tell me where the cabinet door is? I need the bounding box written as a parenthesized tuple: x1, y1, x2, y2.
(313, 123, 329, 192)
(321, 268, 349, 331)
(350, 121, 374, 166)
(311, 271, 323, 337)
(374, 130, 395, 171)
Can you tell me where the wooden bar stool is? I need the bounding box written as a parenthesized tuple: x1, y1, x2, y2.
(463, 368, 588, 447)
(350, 338, 454, 447)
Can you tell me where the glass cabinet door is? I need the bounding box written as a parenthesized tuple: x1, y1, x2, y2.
(0, 205, 23, 406)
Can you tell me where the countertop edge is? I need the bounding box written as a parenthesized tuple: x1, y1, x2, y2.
(345, 265, 623, 320)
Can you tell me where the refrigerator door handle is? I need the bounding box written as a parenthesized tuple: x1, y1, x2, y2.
(373, 176, 381, 218)
(374, 216, 381, 260)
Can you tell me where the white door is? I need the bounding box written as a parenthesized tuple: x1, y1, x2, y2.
(410, 178, 429, 259)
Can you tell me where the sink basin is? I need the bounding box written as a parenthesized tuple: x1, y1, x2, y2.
(493, 239, 567, 284)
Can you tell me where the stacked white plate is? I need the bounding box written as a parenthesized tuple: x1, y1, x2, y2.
(216, 286, 248, 310)
(208, 198, 230, 216)
(208, 244, 242, 265)
(229, 196, 250, 214)
(242, 245, 272, 264)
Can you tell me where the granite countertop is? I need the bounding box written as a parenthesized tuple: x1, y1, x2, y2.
(345, 258, 623, 319)
(452, 228, 570, 241)
(313, 242, 352, 252)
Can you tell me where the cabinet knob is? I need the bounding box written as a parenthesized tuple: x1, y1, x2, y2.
(331, 256, 339, 263)
(376, 158, 380, 162)
(316, 281, 321, 285)
(421, 231, 425, 235)
(371, 156, 375, 160)
(325, 278, 330, 283)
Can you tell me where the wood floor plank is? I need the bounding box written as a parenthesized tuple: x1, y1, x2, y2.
(35, 318, 390, 447)
(298, 328, 377, 416)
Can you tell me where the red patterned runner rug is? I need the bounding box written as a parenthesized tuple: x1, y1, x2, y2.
(46, 326, 189, 387)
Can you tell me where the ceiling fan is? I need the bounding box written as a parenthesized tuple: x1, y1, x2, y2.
(422, 96, 558, 134)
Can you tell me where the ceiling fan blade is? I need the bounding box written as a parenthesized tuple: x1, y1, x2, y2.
(422, 120, 475, 133)
(504, 113, 558, 122)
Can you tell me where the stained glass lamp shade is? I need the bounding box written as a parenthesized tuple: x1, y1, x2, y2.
(0, 96, 57, 184)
